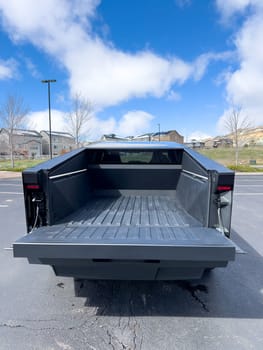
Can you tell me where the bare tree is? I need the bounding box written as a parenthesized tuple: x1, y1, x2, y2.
(67, 93, 93, 147)
(224, 106, 252, 166)
(0, 95, 29, 167)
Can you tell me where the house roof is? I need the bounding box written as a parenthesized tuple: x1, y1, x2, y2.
(152, 130, 183, 137)
(134, 130, 183, 138)
(40, 130, 74, 138)
(0, 128, 41, 137)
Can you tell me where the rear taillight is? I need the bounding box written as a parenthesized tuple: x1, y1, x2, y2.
(26, 184, 40, 190)
(217, 185, 232, 192)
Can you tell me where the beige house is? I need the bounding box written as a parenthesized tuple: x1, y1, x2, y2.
(0, 128, 42, 158)
(134, 130, 184, 143)
(40, 130, 75, 156)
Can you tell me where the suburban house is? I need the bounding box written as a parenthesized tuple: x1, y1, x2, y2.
(101, 134, 132, 142)
(150, 130, 184, 143)
(213, 138, 233, 148)
(40, 130, 75, 156)
(0, 128, 42, 158)
(184, 140, 205, 149)
(101, 130, 184, 143)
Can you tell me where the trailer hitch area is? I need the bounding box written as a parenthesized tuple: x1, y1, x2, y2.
(214, 195, 229, 209)
(32, 196, 43, 204)
(29, 195, 44, 233)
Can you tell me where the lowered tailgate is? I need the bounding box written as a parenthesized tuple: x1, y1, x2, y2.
(13, 225, 235, 280)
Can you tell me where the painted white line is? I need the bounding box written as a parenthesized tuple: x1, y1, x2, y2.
(235, 184, 263, 187)
(236, 179, 263, 181)
(0, 183, 21, 186)
(0, 192, 23, 195)
(234, 193, 263, 195)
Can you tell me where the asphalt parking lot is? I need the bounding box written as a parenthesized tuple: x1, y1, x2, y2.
(0, 174, 262, 350)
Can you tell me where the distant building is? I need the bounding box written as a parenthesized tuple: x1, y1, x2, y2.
(100, 130, 184, 144)
(101, 134, 133, 142)
(184, 140, 205, 149)
(213, 138, 233, 148)
(130, 133, 151, 142)
(0, 128, 42, 158)
(40, 130, 75, 156)
(151, 130, 184, 143)
(133, 130, 184, 143)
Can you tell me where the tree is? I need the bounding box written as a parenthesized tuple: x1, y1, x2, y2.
(67, 93, 93, 147)
(0, 95, 29, 167)
(224, 106, 252, 166)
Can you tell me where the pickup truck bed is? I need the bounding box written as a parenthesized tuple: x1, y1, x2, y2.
(13, 142, 236, 280)
(14, 193, 235, 280)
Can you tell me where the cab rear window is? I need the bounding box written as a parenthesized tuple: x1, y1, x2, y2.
(88, 149, 182, 164)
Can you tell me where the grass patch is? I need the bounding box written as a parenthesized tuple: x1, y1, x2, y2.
(227, 165, 263, 172)
(198, 147, 263, 167)
(0, 159, 46, 172)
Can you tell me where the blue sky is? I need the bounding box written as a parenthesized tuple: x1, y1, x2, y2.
(0, 0, 263, 141)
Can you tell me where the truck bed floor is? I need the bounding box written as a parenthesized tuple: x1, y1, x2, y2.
(65, 195, 201, 229)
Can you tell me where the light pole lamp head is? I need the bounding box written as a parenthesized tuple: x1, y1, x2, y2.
(41, 79, 57, 83)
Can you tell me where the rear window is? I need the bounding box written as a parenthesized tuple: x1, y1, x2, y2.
(88, 150, 182, 164)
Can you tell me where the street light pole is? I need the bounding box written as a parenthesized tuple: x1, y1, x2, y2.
(41, 79, 56, 159)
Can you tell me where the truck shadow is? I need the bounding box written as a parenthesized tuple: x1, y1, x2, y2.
(74, 230, 263, 318)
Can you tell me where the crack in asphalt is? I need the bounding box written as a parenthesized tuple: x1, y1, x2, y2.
(178, 281, 209, 312)
(4, 281, 143, 349)
(0, 316, 94, 333)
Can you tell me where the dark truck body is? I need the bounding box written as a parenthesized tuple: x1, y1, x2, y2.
(13, 142, 236, 280)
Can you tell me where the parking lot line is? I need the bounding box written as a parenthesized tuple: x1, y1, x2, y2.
(234, 193, 263, 195)
(0, 192, 23, 195)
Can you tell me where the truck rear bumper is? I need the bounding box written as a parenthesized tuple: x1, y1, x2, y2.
(13, 226, 235, 280)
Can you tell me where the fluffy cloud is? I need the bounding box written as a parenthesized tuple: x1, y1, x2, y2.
(216, 0, 252, 20)
(26, 109, 155, 140)
(186, 131, 212, 142)
(0, 0, 227, 108)
(27, 110, 67, 132)
(166, 90, 181, 101)
(0, 58, 17, 79)
(216, 0, 263, 130)
(175, 0, 192, 9)
(116, 111, 154, 136)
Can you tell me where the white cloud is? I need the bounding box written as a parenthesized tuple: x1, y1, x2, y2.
(167, 90, 181, 101)
(192, 52, 234, 81)
(216, 0, 252, 20)
(217, 107, 256, 135)
(0, 58, 17, 79)
(27, 110, 67, 132)
(116, 110, 155, 136)
(26, 109, 155, 140)
(175, 0, 192, 9)
(0, 0, 228, 109)
(186, 131, 212, 142)
(216, 0, 263, 129)
(24, 57, 41, 79)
